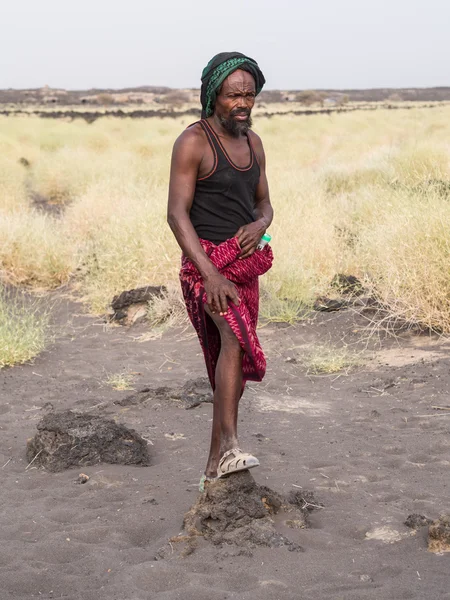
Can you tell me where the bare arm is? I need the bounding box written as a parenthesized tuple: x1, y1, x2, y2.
(167, 128, 240, 314)
(167, 129, 216, 278)
(236, 132, 274, 259)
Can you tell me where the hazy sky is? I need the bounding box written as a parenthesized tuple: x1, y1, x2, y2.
(1, 0, 448, 90)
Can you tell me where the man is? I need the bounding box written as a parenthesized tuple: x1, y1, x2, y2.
(167, 52, 274, 490)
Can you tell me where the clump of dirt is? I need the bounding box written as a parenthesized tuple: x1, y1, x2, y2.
(115, 386, 173, 407)
(110, 286, 166, 325)
(177, 378, 213, 409)
(404, 514, 433, 529)
(331, 273, 364, 296)
(166, 471, 321, 556)
(428, 515, 450, 553)
(19, 157, 31, 168)
(30, 191, 71, 217)
(313, 273, 369, 313)
(26, 410, 150, 472)
(115, 377, 213, 409)
(313, 296, 349, 312)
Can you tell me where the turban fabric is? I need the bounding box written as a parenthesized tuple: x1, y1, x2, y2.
(200, 52, 265, 118)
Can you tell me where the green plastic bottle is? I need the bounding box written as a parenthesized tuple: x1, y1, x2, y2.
(257, 233, 272, 250)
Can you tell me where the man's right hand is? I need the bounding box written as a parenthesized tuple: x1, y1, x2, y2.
(204, 272, 240, 315)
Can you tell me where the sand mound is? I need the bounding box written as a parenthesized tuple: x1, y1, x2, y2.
(163, 471, 321, 557)
(26, 410, 150, 472)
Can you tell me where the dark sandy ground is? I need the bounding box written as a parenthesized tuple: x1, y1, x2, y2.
(1, 299, 450, 600)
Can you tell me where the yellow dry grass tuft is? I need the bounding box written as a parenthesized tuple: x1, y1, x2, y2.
(103, 370, 135, 391)
(146, 283, 188, 330)
(0, 211, 74, 287)
(302, 344, 362, 375)
(0, 288, 51, 368)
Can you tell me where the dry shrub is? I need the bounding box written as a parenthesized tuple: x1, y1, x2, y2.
(358, 189, 450, 332)
(0, 133, 30, 212)
(104, 370, 136, 391)
(0, 211, 74, 287)
(262, 170, 346, 306)
(0, 288, 51, 368)
(303, 344, 362, 374)
(390, 145, 449, 187)
(337, 94, 350, 106)
(146, 283, 188, 329)
(66, 179, 179, 313)
(260, 289, 310, 324)
(0, 169, 28, 212)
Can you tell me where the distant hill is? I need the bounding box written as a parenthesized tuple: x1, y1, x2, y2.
(0, 86, 175, 106)
(1, 86, 449, 105)
(318, 87, 450, 102)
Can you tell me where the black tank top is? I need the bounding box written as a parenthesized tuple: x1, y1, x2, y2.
(189, 119, 260, 245)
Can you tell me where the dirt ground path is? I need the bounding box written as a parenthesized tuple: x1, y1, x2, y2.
(1, 299, 449, 600)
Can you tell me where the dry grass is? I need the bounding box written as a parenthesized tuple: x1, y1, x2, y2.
(146, 283, 188, 329)
(1, 105, 450, 331)
(0, 288, 51, 368)
(259, 289, 311, 325)
(103, 370, 135, 391)
(0, 211, 74, 287)
(302, 344, 362, 375)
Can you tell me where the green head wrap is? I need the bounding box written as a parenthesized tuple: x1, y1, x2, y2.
(200, 52, 265, 118)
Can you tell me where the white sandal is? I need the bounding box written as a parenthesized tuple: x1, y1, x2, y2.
(217, 448, 260, 478)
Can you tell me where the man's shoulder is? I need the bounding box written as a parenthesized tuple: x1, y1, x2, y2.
(248, 129, 263, 149)
(172, 122, 208, 165)
(248, 130, 265, 164)
(175, 122, 207, 147)
(248, 129, 262, 142)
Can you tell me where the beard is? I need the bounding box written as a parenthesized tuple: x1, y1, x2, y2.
(218, 109, 253, 137)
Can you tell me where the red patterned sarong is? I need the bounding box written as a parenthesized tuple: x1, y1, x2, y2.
(180, 237, 273, 390)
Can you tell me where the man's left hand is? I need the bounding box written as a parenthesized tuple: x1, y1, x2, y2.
(236, 220, 266, 259)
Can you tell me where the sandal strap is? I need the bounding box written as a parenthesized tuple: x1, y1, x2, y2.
(218, 448, 258, 474)
(219, 447, 242, 466)
(219, 448, 243, 472)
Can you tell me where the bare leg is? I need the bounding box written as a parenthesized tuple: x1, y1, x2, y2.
(204, 305, 244, 478)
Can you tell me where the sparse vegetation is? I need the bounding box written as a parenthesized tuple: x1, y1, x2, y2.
(1, 105, 450, 332)
(302, 344, 362, 375)
(104, 370, 135, 391)
(336, 94, 350, 106)
(162, 90, 191, 106)
(295, 90, 326, 106)
(0, 288, 51, 368)
(146, 283, 188, 329)
(387, 93, 403, 102)
(260, 291, 311, 324)
(259, 90, 286, 103)
(96, 93, 114, 105)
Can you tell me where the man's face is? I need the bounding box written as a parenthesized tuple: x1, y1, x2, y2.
(214, 69, 256, 137)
